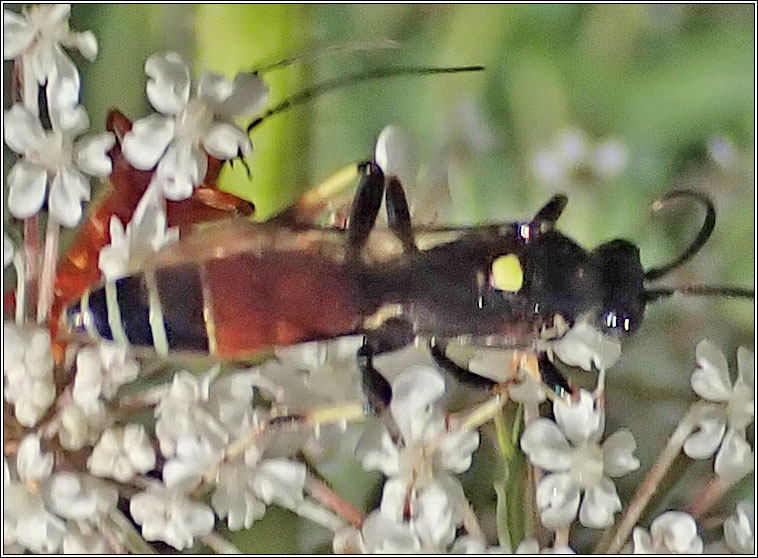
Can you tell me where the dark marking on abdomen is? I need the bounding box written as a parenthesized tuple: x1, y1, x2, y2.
(155, 264, 208, 352)
(115, 275, 153, 346)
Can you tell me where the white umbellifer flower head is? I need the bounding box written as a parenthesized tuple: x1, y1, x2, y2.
(121, 51, 268, 201)
(130, 485, 215, 551)
(547, 320, 622, 373)
(98, 183, 179, 280)
(723, 500, 755, 554)
(44, 471, 118, 522)
(684, 341, 754, 482)
(4, 435, 65, 553)
(73, 341, 140, 414)
(62, 529, 110, 554)
(355, 365, 479, 523)
(520, 389, 640, 530)
(88, 424, 156, 482)
(3, 321, 56, 427)
(632, 511, 703, 554)
(3, 103, 115, 227)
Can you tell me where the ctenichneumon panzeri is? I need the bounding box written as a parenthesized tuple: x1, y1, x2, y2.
(61, 145, 754, 410)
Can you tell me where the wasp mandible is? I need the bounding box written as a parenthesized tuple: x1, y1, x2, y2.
(61, 124, 754, 410)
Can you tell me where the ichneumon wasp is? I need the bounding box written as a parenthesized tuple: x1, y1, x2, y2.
(61, 124, 754, 410)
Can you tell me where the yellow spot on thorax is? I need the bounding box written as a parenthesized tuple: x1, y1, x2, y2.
(491, 254, 523, 292)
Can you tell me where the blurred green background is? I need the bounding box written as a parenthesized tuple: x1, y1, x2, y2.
(8, 4, 755, 552)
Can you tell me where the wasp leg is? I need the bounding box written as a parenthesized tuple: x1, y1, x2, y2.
(538, 354, 572, 399)
(429, 339, 497, 390)
(385, 175, 418, 253)
(347, 162, 386, 259)
(358, 317, 416, 412)
(534, 194, 568, 230)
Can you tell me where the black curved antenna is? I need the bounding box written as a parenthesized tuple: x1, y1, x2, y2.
(645, 285, 754, 303)
(247, 65, 485, 134)
(643, 190, 716, 281)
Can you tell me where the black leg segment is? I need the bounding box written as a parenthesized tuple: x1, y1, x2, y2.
(347, 162, 385, 259)
(429, 339, 496, 390)
(534, 194, 568, 230)
(384, 176, 417, 253)
(538, 354, 572, 398)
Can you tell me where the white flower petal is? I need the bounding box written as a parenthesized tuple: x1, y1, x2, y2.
(436, 429, 480, 474)
(74, 132, 115, 176)
(145, 52, 191, 115)
(632, 526, 655, 554)
(3, 9, 35, 59)
(7, 160, 47, 219)
(683, 403, 727, 459)
(692, 340, 732, 402)
(723, 500, 755, 554)
(65, 30, 98, 60)
(196, 72, 233, 106)
(16, 434, 53, 482)
(551, 322, 621, 372)
(48, 168, 89, 227)
(579, 477, 621, 529)
(650, 511, 703, 554)
(15, 505, 66, 553)
(714, 428, 753, 482)
(122, 114, 174, 169)
(211, 71, 269, 118)
(46, 45, 83, 131)
(46, 472, 100, 521)
(375, 125, 418, 189)
(414, 483, 456, 550)
(379, 477, 408, 522)
(202, 122, 251, 159)
(390, 364, 446, 443)
(155, 141, 206, 200)
(520, 418, 572, 471)
(554, 389, 604, 444)
(355, 422, 400, 477)
(4, 104, 46, 153)
(251, 458, 306, 508)
(602, 429, 640, 477)
(535, 472, 581, 530)
(361, 510, 420, 554)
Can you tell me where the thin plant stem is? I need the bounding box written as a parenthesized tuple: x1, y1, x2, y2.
(200, 532, 242, 554)
(304, 474, 364, 529)
(13, 252, 26, 326)
(601, 403, 701, 554)
(685, 475, 732, 519)
(23, 216, 40, 320)
(37, 216, 60, 324)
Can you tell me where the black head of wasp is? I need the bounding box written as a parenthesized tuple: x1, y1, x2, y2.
(61, 57, 754, 412)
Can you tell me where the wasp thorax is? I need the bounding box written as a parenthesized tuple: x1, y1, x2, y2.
(592, 240, 646, 335)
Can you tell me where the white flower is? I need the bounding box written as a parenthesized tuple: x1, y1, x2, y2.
(130, 485, 215, 551)
(211, 458, 306, 531)
(355, 365, 479, 521)
(520, 390, 640, 529)
(44, 472, 117, 521)
(58, 398, 109, 450)
(122, 52, 268, 201)
(358, 483, 473, 554)
(532, 128, 628, 186)
(62, 529, 110, 554)
(684, 341, 754, 482)
(3, 103, 114, 226)
(88, 424, 156, 482)
(3, 435, 65, 553)
(257, 336, 364, 410)
(3, 322, 56, 427)
(723, 500, 755, 554)
(374, 124, 418, 190)
(632, 511, 703, 554)
(547, 321, 622, 372)
(98, 184, 178, 280)
(3, 5, 97, 79)
(73, 343, 140, 408)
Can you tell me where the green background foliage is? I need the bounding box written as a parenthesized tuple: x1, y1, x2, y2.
(10, 4, 754, 552)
